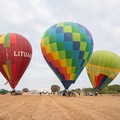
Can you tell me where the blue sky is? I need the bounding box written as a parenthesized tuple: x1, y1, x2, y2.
(0, 0, 120, 90)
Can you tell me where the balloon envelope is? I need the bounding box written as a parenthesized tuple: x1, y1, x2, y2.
(86, 50, 120, 91)
(41, 22, 93, 89)
(0, 33, 32, 89)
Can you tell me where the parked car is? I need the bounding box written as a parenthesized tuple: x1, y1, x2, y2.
(0, 89, 8, 95)
(11, 90, 22, 95)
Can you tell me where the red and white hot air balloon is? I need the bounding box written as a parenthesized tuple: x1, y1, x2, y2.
(0, 33, 32, 89)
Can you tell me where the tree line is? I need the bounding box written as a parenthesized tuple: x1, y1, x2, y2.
(82, 84, 120, 94)
(51, 84, 120, 95)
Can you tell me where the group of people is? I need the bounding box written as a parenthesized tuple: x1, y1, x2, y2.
(39, 90, 81, 97)
(62, 91, 80, 97)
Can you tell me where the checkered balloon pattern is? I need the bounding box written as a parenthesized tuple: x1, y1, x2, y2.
(41, 22, 93, 85)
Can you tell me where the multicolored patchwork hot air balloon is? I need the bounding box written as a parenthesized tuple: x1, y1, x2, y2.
(0, 33, 32, 89)
(41, 22, 93, 89)
(86, 50, 120, 91)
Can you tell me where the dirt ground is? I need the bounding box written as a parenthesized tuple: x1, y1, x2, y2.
(0, 94, 120, 120)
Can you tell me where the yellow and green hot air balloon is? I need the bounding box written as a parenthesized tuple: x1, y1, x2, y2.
(86, 50, 120, 91)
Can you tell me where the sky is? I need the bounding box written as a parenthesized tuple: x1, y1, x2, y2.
(0, 0, 120, 90)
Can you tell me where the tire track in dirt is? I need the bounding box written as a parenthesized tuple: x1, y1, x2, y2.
(5, 95, 40, 120)
(50, 96, 94, 120)
(44, 95, 72, 120)
(27, 95, 72, 120)
(0, 96, 27, 113)
(50, 95, 120, 120)
(0, 94, 120, 120)
(0, 95, 33, 120)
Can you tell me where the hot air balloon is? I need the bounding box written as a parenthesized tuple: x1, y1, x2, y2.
(86, 50, 120, 92)
(41, 22, 93, 89)
(0, 33, 32, 89)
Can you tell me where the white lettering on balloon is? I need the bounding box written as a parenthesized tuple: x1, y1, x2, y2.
(14, 51, 32, 58)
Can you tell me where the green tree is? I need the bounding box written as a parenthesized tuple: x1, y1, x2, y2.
(51, 85, 60, 93)
(108, 84, 120, 92)
(22, 88, 29, 92)
(74, 88, 81, 93)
